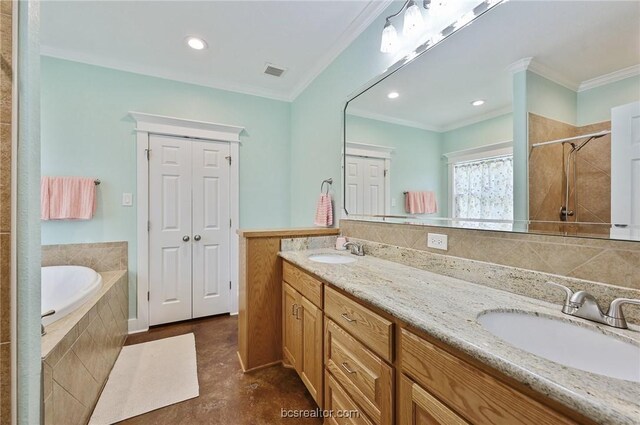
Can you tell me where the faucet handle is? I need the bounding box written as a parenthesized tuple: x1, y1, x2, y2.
(547, 281, 574, 306)
(606, 298, 640, 329)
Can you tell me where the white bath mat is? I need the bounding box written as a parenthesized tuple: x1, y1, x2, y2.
(89, 333, 199, 424)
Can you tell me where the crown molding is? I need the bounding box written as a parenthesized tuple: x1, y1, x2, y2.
(290, 0, 394, 101)
(440, 106, 513, 132)
(578, 64, 640, 92)
(42, 45, 294, 102)
(508, 57, 579, 91)
(347, 107, 442, 132)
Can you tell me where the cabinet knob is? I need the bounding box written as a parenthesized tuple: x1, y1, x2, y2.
(183, 235, 190, 242)
(194, 235, 201, 241)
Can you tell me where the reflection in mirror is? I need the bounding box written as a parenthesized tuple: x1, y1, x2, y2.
(344, 0, 640, 240)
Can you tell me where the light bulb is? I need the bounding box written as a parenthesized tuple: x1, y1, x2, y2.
(387, 91, 400, 99)
(380, 21, 399, 53)
(403, 0, 424, 36)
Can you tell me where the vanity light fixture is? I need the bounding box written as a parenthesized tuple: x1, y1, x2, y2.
(380, 20, 399, 53)
(403, 0, 424, 36)
(379, 0, 507, 54)
(185, 36, 208, 50)
(471, 99, 485, 106)
(388, 91, 400, 99)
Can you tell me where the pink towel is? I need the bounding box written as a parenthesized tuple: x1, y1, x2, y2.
(405, 191, 437, 214)
(41, 176, 97, 220)
(314, 193, 333, 227)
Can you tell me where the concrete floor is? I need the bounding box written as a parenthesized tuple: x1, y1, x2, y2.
(118, 315, 322, 425)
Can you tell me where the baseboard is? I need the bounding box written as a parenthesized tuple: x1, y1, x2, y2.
(127, 318, 149, 334)
(237, 352, 282, 374)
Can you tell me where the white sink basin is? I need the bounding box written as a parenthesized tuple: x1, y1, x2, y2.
(308, 254, 356, 264)
(478, 311, 640, 382)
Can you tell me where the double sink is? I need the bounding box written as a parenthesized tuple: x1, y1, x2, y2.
(307, 253, 640, 383)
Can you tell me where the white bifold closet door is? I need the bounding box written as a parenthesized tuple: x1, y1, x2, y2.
(345, 155, 386, 216)
(148, 134, 231, 326)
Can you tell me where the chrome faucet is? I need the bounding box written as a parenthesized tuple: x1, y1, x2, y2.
(343, 241, 365, 256)
(41, 310, 55, 336)
(548, 281, 640, 329)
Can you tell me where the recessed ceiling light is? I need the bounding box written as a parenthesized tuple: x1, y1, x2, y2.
(185, 36, 208, 50)
(471, 99, 485, 106)
(387, 91, 400, 99)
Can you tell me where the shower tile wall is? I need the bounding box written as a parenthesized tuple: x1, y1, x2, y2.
(0, 2, 11, 423)
(528, 113, 611, 236)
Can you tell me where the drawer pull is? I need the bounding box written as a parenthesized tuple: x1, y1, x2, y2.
(341, 362, 356, 374)
(292, 303, 298, 316)
(341, 312, 356, 323)
(296, 305, 303, 320)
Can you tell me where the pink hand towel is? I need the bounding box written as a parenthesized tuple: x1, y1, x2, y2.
(41, 176, 51, 220)
(405, 191, 437, 214)
(42, 177, 97, 220)
(314, 193, 333, 227)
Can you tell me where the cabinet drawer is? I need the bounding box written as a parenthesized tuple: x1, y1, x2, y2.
(401, 329, 577, 425)
(325, 372, 375, 425)
(283, 261, 323, 308)
(399, 375, 469, 425)
(324, 286, 393, 362)
(325, 319, 393, 425)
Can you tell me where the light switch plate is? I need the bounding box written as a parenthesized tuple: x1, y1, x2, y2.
(122, 193, 133, 207)
(427, 233, 448, 250)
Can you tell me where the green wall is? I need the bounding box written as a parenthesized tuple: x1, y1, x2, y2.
(345, 115, 443, 215)
(41, 57, 292, 316)
(527, 71, 577, 125)
(577, 75, 640, 125)
(289, 2, 399, 225)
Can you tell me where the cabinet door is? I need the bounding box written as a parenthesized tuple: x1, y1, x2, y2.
(283, 283, 302, 369)
(399, 375, 469, 425)
(299, 296, 323, 407)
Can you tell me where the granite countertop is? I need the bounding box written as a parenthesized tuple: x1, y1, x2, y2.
(279, 249, 640, 425)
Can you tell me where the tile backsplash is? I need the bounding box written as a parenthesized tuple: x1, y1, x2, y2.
(340, 219, 640, 324)
(42, 241, 128, 272)
(340, 219, 639, 290)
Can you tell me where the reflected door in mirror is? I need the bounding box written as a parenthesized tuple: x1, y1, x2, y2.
(346, 155, 388, 216)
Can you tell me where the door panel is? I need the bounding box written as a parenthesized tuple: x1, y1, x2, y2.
(283, 283, 302, 369)
(345, 155, 387, 216)
(192, 140, 231, 318)
(149, 135, 193, 326)
(300, 297, 323, 407)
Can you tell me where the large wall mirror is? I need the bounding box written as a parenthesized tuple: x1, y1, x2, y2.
(344, 0, 640, 241)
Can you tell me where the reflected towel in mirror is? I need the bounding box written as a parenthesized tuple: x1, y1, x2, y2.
(405, 191, 437, 214)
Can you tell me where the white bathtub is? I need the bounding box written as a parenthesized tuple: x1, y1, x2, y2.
(41, 266, 103, 326)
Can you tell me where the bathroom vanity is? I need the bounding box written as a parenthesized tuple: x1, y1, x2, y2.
(277, 249, 640, 425)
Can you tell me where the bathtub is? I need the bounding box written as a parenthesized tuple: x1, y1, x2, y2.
(41, 266, 103, 326)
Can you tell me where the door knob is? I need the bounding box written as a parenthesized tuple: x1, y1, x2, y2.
(194, 235, 201, 241)
(183, 235, 190, 242)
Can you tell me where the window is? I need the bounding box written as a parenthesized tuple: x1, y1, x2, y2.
(452, 154, 513, 224)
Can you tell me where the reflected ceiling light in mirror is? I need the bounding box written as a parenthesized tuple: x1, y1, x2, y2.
(471, 99, 485, 106)
(380, 20, 399, 53)
(185, 36, 207, 50)
(403, 0, 424, 36)
(387, 91, 400, 99)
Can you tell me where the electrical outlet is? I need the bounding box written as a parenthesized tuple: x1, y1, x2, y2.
(427, 233, 448, 250)
(122, 193, 133, 207)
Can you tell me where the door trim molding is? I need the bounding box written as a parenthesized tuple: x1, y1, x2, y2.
(129, 112, 244, 333)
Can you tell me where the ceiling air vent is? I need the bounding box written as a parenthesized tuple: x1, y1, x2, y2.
(264, 63, 286, 77)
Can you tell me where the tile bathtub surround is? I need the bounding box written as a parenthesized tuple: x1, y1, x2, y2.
(340, 219, 640, 290)
(0, 1, 12, 424)
(280, 235, 338, 251)
(42, 241, 128, 272)
(43, 270, 128, 425)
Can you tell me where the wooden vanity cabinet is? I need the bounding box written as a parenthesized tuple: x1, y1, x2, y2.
(282, 261, 324, 407)
(399, 375, 469, 425)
